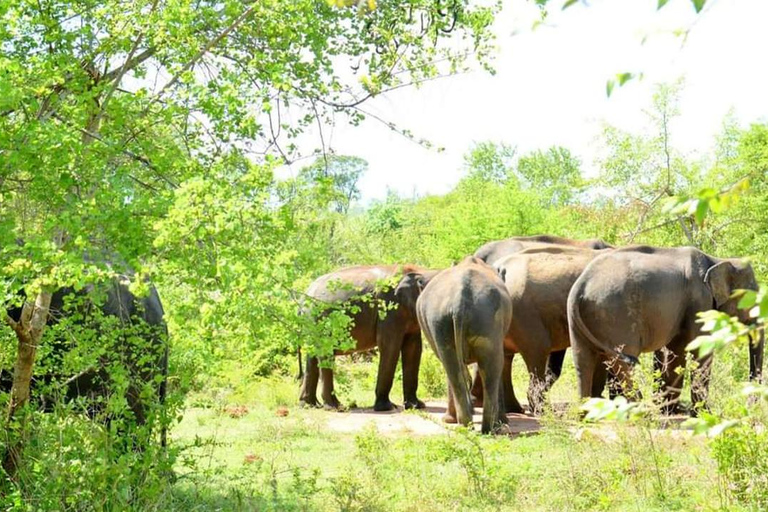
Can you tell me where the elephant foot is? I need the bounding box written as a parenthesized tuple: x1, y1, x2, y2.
(493, 423, 512, 435)
(403, 398, 426, 410)
(322, 395, 342, 410)
(660, 402, 684, 416)
(299, 397, 320, 408)
(373, 398, 397, 412)
(442, 413, 458, 424)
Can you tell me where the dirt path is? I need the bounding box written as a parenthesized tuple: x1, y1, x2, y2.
(325, 401, 542, 436)
(323, 401, 692, 439)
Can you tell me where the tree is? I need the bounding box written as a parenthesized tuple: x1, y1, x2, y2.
(516, 146, 582, 206)
(462, 141, 516, 185)
(0, 0, 498, 480)
(596, 80, 700, 246)
(299, 156, 368, 214)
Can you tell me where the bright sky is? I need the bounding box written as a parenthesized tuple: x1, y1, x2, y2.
(288, 0, 768, 203)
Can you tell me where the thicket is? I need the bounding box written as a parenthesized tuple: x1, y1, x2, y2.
(2, 0, 767, 508)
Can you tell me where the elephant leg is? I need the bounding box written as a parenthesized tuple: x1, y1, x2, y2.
(443, 380, 458, 424)
(401, 332, 425, 410)
(606, 357, 638, 401)
(571, 335, 600, 401)
(545, 349, 567, 390)
(503, 354, 524, 413)
(470, 364, 484, 407)
(320, 363, 341, 409)
(690, 353, 713, 416)
(654, 345, 685, 415)
(523, 349, 549, 415)
(299, 356, 320, 407)
(477, 343, 504, 434)
(591, 361, 608, 398)
(373, 333, 401, 411)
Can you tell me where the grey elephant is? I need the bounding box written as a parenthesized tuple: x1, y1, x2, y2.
(567, 245, 763, 412)
(416, 256, 511, 434)
(3, 269, 168, 443)
(493, 245, 610, 413)
(474, 234, 613, 266)
(299, 264, 436, 411)
(471, 235, 614, 411)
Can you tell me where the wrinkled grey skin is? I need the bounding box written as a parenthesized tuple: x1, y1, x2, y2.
(474, 235, 613, 266)
(299, 265, 437, 412)
(493, 246, 609, 413)
(470, 235, 613, 411)
(416, 256, 512, 434)
(568, 245, 763, 413)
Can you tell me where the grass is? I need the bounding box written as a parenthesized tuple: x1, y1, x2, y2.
(3, 346, 762, 510)
(164, 348, 742, 511)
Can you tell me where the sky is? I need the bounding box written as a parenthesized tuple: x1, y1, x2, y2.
(283, 0, 768, 203)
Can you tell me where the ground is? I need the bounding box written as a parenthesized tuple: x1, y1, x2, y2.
(163, 350, 758, 510)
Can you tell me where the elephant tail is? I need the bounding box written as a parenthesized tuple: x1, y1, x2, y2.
(448, 312, 474, 425)
(567, 291, 639, 367)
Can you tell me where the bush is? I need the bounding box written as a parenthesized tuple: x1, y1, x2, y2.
(711, 425, 768, 510)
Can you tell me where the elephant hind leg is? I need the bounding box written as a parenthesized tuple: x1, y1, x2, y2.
(439, 345, 474, 427)
(320, 364, 341, 409)
(503, 354, 524, 414)
(546, 350, 567, 387)
(299, 356, 321, 407)
(570, 333, 600, 401)
(654, 346, 685, 414)
(476, 341, 505, 434)
(470, 364, 484, 407)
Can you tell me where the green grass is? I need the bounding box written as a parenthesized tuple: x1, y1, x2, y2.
(4, 347, 762, 510)
(164, 352, 741, 511)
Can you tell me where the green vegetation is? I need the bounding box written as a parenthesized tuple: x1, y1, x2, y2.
(2, 0, 768, 509)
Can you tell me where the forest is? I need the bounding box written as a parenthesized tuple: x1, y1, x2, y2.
(1, 0, 768, 510)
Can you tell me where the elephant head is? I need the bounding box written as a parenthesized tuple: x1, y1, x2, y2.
(704, 258, 763, 380)
(394, 272, 427, 313)
(704, 259, 758, 320)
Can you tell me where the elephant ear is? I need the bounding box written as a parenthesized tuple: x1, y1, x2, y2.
(704, 261, 734, 308)
(415, 274, 426, 292)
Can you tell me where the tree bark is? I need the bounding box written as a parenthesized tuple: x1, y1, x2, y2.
(3, 289, 53, 478)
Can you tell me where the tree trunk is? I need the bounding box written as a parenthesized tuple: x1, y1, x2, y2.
(2, 289, 53, 478)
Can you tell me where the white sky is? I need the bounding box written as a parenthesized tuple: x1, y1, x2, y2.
(287, 0, 768, 203)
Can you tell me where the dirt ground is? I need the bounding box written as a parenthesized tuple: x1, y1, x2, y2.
(323, 400, 692, 439)
(325, 401, 544, 437)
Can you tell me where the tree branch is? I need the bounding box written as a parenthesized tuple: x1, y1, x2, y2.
(153, 3, 259, 101)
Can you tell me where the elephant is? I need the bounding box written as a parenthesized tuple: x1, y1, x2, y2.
(298, 264, 436, 412)
(416, 256, 512, 434)
(470, 234, 613, 410)
(567, 245, 763, 413)
(2, 270, 169, 441)
(491, 245, 610, 413)
(474, 234, 613, 266)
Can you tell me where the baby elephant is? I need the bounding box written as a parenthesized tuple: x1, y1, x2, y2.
(416, 256, 511, 434)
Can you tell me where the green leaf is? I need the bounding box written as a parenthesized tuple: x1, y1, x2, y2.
(562, 0, 579, 9)
(692, 0, 706, 13)
(606, 79, 615, 97)
(616, 72, 634, 86)
(657, 0, 670, 8)
(694, 199, 709, 226)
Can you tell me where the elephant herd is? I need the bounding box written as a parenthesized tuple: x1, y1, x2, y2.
(299, 235, 764, 433)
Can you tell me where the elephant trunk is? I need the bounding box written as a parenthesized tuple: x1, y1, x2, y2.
(749, 329, 764, 382)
